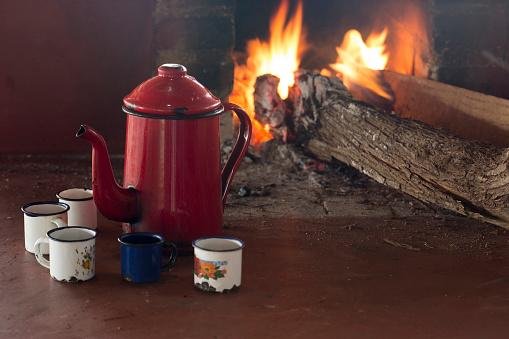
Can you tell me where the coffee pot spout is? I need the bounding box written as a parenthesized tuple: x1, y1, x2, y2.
(76, 125, 140, 222)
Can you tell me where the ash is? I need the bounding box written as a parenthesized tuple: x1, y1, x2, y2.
(221, 139, 440, 220)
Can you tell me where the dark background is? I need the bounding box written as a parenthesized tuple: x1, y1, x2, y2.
(0, 1, 154, 153)
(1, 0, 509, 153)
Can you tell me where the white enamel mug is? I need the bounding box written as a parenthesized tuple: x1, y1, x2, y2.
(22, 201, 69, 254)
(34, 226, 97, 282)
(193, 237, 244, 293)
(57, 188, 97, 229)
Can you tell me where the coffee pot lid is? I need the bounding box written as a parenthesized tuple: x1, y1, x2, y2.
(122, 64, 223, 119)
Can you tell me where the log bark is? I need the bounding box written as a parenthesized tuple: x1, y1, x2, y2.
(284, 71, 509, 228)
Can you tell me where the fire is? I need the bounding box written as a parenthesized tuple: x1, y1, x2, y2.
(384, 1, 430, 77)
(325, 2, 431, 102)
(327, 28, 392, 100)
(230, 0, 304, 146)
(231, 0, 431, 145)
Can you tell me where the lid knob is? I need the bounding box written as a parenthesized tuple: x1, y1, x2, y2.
(123, 63, 222, 117)
(158, 64, 187, 78)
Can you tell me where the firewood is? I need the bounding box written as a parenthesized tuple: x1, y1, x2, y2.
(383, 70, 509, 147)
(259, 71, 509, 228)
(254, 74, 286, 128)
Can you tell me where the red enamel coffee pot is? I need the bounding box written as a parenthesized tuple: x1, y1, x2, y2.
(77, 64, 252, 248)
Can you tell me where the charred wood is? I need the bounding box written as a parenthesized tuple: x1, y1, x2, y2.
(254, 74, 286, 128)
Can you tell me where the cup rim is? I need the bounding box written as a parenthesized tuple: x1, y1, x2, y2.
(192, 236, 245, 252)
(56, 188, 93, 202)
(118, 232, 165, 247)
(21, 201, 70, 217)
(47, 226, 97, 243)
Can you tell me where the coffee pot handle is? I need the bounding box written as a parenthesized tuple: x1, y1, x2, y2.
(221, 102, 252, 206)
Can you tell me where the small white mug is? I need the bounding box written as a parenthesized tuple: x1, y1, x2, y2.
(22, 201, 69, 254)
(57, 188, 97, 229)
(193, 237, 244, 293)
(34, 226, 97, 282)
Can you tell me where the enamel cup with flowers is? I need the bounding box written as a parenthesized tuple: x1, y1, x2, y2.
(34, 226, 97, 282)
(193, 237, 244, 293)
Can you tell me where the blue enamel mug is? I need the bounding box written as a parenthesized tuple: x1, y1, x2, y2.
(118, 232, 177, 283)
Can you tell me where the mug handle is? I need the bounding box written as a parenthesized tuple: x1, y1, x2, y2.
(51, 217, 67, 228)
(34, 237, 50, 269)
(161, 242, 178, 271)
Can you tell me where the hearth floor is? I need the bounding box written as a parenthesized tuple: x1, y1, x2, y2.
(1, 156, 509, 338)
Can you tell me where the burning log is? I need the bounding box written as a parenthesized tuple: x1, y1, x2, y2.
(255, 71, 509, 228)
(254, 74, 286, 128)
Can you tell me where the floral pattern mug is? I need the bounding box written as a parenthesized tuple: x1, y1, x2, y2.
(193, 237, 244, 293)
(34, 226, 97, 282)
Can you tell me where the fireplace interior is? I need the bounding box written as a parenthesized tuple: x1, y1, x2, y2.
(2, 0, 509, 337)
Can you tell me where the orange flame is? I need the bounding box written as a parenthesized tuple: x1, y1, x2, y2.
(326, 2, 431, 101)
(385, 2, 430, 77)
(327, 28, 392, 100)
(230, 0, 304, 146)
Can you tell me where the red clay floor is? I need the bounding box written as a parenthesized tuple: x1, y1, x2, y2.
(1, 157, 509, 338)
